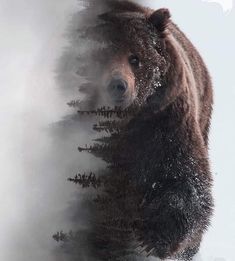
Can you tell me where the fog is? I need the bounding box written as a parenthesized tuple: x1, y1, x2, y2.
(0, 0, 90, 260)
(0, 0, 234, 261)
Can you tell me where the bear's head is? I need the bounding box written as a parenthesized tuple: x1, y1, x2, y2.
(95, 2, 172, 109)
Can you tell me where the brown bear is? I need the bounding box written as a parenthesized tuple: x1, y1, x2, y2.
(87, 1, 214, 260)
(69, 1, 214, 260)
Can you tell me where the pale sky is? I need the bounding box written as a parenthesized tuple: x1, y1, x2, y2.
(203, 0, 233, 12)
(0, 0, 234, 261)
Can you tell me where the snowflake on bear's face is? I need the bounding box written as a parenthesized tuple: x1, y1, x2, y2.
(97, 12, 169, 108)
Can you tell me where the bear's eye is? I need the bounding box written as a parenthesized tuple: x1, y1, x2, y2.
(128, 54, 140, 68)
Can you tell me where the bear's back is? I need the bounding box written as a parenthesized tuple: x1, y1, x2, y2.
(167, 22, 213, 145)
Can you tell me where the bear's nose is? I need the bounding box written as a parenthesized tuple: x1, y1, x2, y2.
(108, 79, 127, 97)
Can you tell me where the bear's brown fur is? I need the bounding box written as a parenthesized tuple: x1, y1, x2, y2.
(93, 1, 213, 147)
(71, 1, 214, 260)
(90, 1, 214, 260)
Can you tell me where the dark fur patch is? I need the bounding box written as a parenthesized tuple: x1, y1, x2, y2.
(149, 8, 171, 32)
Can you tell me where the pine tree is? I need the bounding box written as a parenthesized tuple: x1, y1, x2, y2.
(68, 172, 102, 189)
(54, 1, 154, 260)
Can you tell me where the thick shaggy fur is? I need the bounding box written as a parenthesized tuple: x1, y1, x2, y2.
(92, 1, 214, 260)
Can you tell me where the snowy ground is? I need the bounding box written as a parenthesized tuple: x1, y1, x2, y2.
(0, 0, 234, 261)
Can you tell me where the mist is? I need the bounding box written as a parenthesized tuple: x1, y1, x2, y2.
(0, 0, 234, 261)
(0, 0, 94, 260)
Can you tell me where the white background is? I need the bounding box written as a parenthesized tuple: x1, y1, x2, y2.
(0, 0, 234, 260)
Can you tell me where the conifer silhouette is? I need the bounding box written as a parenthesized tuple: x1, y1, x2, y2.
(68, 172, 102, 189)
(54, 1, 154, 259)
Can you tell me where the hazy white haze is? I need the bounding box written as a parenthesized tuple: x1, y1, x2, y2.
(0, 0, 234, 261)
(0, 0, 84, 260)
(203, 0, 233, 12)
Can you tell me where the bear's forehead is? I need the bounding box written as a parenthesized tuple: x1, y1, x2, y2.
(105, 18, 157, 47)
(109, 15, 149, 31)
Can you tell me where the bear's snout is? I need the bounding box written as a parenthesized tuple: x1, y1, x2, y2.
(107, 78, 128, 102)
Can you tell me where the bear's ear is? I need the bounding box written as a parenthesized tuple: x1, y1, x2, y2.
(148, 8, 171, 32)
